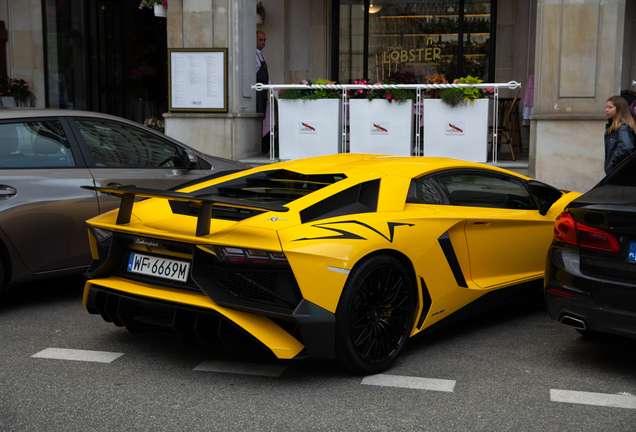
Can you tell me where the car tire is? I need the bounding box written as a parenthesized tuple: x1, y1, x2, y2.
(334, 254, 414, 375)
(0, 257, 5, 294)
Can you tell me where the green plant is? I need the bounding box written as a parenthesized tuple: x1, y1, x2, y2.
(455, 75, 483, 104)
(440, 75, 490, 107)
(278, 78, 340, 100)
(440, 87, 465, 107)
(139, 0, 166, 9)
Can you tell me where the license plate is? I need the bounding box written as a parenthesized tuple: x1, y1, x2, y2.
(127, 253, 190, 282)
(628, 242, 636, 263)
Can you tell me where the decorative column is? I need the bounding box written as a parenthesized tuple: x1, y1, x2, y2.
(530, 0, 626, 192)
(163, 0, 262, 160)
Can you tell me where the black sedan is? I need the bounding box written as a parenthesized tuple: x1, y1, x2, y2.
(545, 153, 636, 339)
(0, 109, 246, 294)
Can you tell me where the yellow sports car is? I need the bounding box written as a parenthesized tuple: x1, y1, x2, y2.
(82, 154, 579, 374)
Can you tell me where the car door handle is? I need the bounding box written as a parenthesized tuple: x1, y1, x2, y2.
(106, 182, 123, 188)
(0, 186, 17, 198)
(471, 221, 490, 227)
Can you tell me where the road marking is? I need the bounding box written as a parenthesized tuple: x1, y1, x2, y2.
(551, 389, 636, 409)
(31, 348, 124, 363)
(362, 374, 456, 392)
(194, 360, 287, 377)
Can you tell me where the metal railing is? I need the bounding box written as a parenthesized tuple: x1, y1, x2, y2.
(252, 81, 521, 162)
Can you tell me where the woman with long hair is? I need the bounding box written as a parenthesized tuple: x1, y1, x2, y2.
(604, 95, 636, 174)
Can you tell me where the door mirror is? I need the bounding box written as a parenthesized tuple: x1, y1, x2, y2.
(527, 180, 563, 215)
(184, 149, 198, 169)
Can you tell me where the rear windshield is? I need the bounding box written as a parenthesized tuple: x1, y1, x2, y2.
(605, 155, 636, 186)
(193, 169, 346, 205)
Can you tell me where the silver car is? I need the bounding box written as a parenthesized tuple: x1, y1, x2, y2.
(0, 109, 247, 292)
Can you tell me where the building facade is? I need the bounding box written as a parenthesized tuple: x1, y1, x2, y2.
(1, 0, 634, 192)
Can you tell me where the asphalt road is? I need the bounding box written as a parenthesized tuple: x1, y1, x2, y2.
(1, 277, 635, 431)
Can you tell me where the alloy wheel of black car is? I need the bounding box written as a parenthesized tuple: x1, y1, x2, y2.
(335, 255, 414, 374)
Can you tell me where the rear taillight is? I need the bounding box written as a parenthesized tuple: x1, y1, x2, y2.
(553, 212, 620, 252)
(554, 212, 577, 245)
(203, 245, 289, 266)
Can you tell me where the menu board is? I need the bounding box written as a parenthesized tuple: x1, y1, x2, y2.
(168, 48, 227, 112)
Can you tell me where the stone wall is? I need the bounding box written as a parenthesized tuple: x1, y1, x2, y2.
(164, 0, 262, 160)
(531, 0, 627, 192)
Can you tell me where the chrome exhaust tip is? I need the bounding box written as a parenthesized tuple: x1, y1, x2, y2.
(560, 315, 587, 330)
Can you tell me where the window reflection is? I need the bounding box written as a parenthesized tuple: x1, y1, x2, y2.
(338, 0, 492, 83)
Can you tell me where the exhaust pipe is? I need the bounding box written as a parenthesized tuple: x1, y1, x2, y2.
(560, 315, 587, 330)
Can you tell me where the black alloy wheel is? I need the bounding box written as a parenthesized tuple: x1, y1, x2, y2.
(334, 254, 415, 374)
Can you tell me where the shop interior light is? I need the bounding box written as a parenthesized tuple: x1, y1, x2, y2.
(362, 4, 383, 13)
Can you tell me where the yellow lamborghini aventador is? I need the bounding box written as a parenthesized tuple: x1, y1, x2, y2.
(82, 154, 580, 374)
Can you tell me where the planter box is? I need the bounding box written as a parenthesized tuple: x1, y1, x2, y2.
(154, 4, 167, 17)
(0, 97, 16, 107)
(422, 98, 489, 163)
(278, 99, 342, 160)
(349, 99, 413, 156)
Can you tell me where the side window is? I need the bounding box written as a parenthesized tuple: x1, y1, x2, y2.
(0, 121, 76, 168)
(75, 120, 185, 168)
(438, 172, 537, 210)
(413, 177, 445, 205)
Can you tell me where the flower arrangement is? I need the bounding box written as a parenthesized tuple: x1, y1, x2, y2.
(347, 76, 416, 103)
(257, 2, 265, 22)
(144, 117, 165, 133)
(278, 79, 340, 100)
(439, 75, 493, 107)
(139, 0, 167, 9)
(424, 73, 447, 99)
(131, 66, 145, 81)
(0, 76, 36, 106)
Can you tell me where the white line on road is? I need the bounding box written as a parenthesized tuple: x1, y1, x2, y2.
(194, 360, 287, 377)
(32, 348, 124, 363)
(551, 389, 636, 409)
(362, 374, 456, 392)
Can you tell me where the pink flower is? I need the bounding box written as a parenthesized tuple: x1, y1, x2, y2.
(301, 79, 308, 85)
(356, 89, 363, 94)
(482, 88, 494, 94)
(278, 89, 283, 95)
(162, 0, 167, 8)
(387, 94, 392, 100)
(453, 79, 458, 83)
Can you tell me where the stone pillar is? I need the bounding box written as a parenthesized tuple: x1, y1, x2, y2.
(531, 0, 626, 192)
(163, 0, 262, 160)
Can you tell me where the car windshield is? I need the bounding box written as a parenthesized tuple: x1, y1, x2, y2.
(194, 169, 346, 205)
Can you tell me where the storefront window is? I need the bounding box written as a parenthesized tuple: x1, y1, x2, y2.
(43, 0, 88, 109)
(337, 0, 493, 83)
(43, 0, 168, 121)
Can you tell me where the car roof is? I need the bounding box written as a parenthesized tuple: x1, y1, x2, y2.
(260, 153, 531, 180)
(0, 108, 145, 126)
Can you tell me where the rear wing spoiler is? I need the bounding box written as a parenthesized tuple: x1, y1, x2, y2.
(82, 185, 288, 236)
